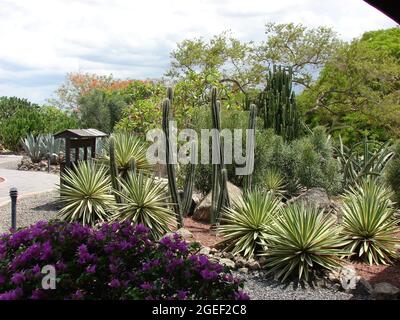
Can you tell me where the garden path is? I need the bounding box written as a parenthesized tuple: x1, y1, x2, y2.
(0, 155, 59, 206)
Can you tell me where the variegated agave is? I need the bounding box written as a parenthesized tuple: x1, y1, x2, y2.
(217, 190, 281, 258)
(262, 203, 345, 282)
(340, 178, 400, 265)
(58, 161, 116, 226)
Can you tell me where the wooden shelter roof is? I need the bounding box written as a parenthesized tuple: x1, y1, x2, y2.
(54, 129, 108, 139)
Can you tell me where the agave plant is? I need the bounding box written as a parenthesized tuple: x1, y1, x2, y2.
(340, 178, 400, 265)
(335, 136, 393, 187)
(41, 134, 63, 164)
(21, 134, 43, 163)
(262, 203, 345, 282)
(217, 190, 281, 258)
(112, 172, 177, 239)
(58, 161, 116, 226)
(101, 133, 151, 179)
(262, 169, 287, 197)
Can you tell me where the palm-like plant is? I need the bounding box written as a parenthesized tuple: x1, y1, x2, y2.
(262, 203, 345, 282)
(112, 172, 176, 239)
(59, 161, 116, 226)
(21, 134, 43, 163)
(217, 190, 281, 258)
(340, 178, 400, 265)
(263, 169, 287, 197)
(101, 133, 151, 178)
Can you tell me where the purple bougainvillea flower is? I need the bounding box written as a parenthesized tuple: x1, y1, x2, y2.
(176, 290, 188, 300)
(234, 290, 250, 300)
(86, 265, 96, 274)
(140, 282, 153, 290)
(109, 279, 121, 288)
(11, 272, 25, 285)
(0, 287, 23, 300)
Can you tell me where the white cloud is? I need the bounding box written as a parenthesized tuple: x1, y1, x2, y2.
(0, 0, 397, 103)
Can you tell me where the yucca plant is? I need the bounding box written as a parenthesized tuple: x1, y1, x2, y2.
(101, 133, 151, 179)
(262, 203, 345, 282)
(262, 168, 287, 197)
(21, 133, 43, 163)
(112, 172, 177, 239)
(218, 190, 281, 258)
(58, 161, 116, 226)
(340, 178, 400, 265)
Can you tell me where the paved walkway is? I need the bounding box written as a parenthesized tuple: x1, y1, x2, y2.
(0, 155, 59, 206)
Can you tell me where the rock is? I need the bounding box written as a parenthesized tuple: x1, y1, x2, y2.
(192, 192, 203, 205)
(222, 252, 234, 260)
(165, 228, 194, 241)
(355, 278, 374, 296)
(234, 257, 247, 268)
(246, 259, 261, 270)
(219, 258, 235, 269)
(288, 187, 331, 212)
(209, 248, 219, 254)
(373, 282, 400, 300)
(339, 266, 358, 291)
(327, 270, 340, 283)
(193, 182, 243, 222)
(199, 247, 211, 256)
(238, 267, 249, 274)
(258, 257, 267, 267)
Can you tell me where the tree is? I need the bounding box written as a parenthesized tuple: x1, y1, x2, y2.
(78, 90, 126, 133)
(298, 28, 400, 143)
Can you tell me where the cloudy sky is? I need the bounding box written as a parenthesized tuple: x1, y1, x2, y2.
(0, 0, 397, 104)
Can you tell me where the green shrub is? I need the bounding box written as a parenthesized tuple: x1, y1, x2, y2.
(262, 203, 345, 282)
(385, 142, 400, 205)
(218, 190, 281, 258)
(340, 178, 400, 265)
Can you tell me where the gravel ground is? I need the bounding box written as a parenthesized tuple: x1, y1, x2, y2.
(0, 190, 60, 233)
(234, 271, 368, 300)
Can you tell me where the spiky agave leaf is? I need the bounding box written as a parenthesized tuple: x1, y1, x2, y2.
(262, 203, 345, 282)
(21, 133, 43, 163)
(340, 178, 400, 265)
(58, 161, 116, 226)
(100, 133, 151, 178)
(112, 172, 177, 239)
(217, 190, 281, 258)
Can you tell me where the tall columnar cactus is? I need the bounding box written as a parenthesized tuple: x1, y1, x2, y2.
(162, 89, 184, 228)
(243, 104, 257, 193)
(182, 141, 196, 217)
(109, 135, 122, 203)
(259, 66, 300, 141)
(210, 87, 230, 225)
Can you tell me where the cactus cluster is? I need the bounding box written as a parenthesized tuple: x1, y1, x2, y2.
(258, 66, 300, 141)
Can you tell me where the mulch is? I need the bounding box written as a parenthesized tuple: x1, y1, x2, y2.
(183, 217, 224, 248)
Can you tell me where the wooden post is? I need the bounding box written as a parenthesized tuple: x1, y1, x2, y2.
(91, 138, 96, 158)
(65, 138, 71, 169)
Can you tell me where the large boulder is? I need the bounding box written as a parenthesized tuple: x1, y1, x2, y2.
(192, 182, 243, 222)
(373, 282, 400, 300)
(288, 187, 331, 212)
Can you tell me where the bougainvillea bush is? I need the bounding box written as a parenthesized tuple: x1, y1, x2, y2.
(0, 221, 248, 300)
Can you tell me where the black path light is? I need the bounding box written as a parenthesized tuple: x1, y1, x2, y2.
(9, 187, 17, 230)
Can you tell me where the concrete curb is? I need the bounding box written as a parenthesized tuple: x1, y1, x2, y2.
(0, 188, 58, 208)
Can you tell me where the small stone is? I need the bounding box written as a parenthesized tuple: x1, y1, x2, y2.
(247, 260, 261, 270)
(339, 266, 358, 291)
(209, 248, 218, 254)
(235, 257, 246, 268)
(373, 282, 400, 300)
(199, 247, 211, 256)
(258, 257, 267, 267)
(238, 267, 248, 274)
(219, 258, 235, 269)
(175, 228, 194, 240)
(222, 252, 234, 260)
(327, 270, 340, 283)
(355, 278, 373, 296)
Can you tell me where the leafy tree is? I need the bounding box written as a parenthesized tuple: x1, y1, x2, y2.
(78, 90, 126, 133)
(298, 28, 400, 143)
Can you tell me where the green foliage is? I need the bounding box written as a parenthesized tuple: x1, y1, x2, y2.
(78, 89, 126, 133)
(0, 97, 77, 151)
(335, 136, 394, 187)
(384, 142, 400, 205)
(21, 134, 43, 163)
(59, 161, 116, 226)
(112, 173, 177, 240)
(258, 66, 301, 141)
(261, 168, 287, 197)
(100, 133, 151, 179)
(218, 190, 281, 258)
(340, 179, 400, 265)
(361, 27, 400, 60)
(262, 203, 345, 282)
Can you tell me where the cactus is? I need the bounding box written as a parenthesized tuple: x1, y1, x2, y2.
(182, 142, 196, 216)
(258, 66, 300, 141)
(109, 135, 122, 204)
(162, 91, 184, 228)
(243, 104, 257, 193)
(210, 87, 230, 225)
